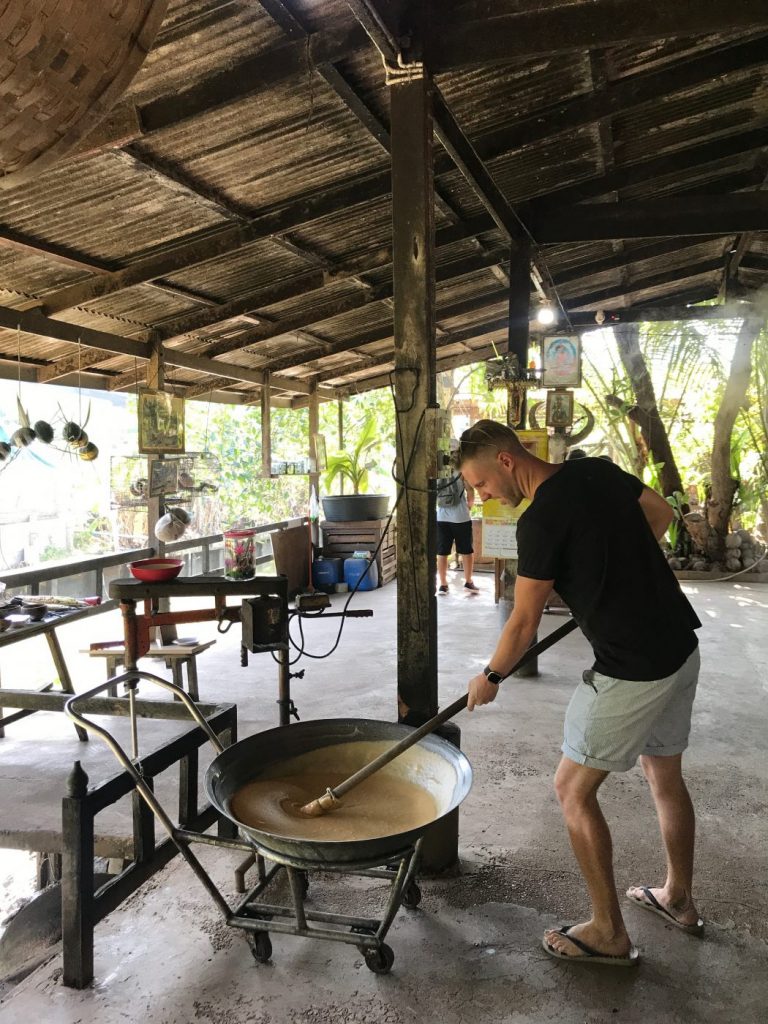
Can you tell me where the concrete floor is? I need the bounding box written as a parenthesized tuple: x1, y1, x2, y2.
(0, 574, 766, 1023)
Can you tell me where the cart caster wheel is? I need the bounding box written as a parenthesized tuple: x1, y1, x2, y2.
(402, 882, 422, 909)
(247, 931, 272, 963)
(364, 944, 394, 975)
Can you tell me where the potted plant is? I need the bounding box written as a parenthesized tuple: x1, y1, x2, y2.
(322, 413, 389, 522)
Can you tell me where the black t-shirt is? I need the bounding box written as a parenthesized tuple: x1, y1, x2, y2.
(516, 458, 700, 680)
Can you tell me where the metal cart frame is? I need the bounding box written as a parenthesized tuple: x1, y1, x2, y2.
(66, 671, 423, 982)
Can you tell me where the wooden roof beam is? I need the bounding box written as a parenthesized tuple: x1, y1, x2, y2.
(741, 253, 768, 273)
(429, 0, 768, 69)
(0, 228, 220, 314)
(432, 86, 530, 246)
(533, 196, 768, 243)
(314, 315, 510, 385)
(523, 130, 768, 216)
(201, 247, 508, 359)
(38, 111, 766, 316)
(77, 23, 370, 153)
(336, 342, 503, 398)
(474, 34, 768, 159)
(551, 237, 721, 287)
(260, 287, 511, 374)
(0, 303, 334, 397)
(721, 159, 768, 295)
(565, 259, 725, 310)
(0, 307, 147, 360)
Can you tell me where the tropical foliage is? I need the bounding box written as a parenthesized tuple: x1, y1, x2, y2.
(324, 412, 380, 494)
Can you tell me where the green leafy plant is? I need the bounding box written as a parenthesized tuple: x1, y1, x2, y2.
(324, 412, 381, 494)
(665, 491, 689, 555)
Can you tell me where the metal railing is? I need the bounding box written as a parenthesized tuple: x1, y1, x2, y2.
(0, 517, 308, 600)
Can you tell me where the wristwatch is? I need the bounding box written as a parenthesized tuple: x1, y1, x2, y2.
(483, 664, 505, 685)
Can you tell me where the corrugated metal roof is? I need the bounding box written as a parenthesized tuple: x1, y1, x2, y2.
(0, 4, 767, 398)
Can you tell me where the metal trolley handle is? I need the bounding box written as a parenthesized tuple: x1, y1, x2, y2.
(65, 671, 230, 853)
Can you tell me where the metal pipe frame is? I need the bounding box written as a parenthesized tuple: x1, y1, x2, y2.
(67, 677, 425, 973)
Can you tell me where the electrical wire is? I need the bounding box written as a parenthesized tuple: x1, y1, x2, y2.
(279, 372, 430, 663)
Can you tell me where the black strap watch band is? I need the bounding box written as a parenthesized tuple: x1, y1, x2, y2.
(483, 664, 504, 685)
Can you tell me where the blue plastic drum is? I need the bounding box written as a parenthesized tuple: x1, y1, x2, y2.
(343, 556, 378, 591)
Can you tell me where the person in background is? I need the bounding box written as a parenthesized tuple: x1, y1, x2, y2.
(456, 420, 702, 968)
(437, 446, 479, 594)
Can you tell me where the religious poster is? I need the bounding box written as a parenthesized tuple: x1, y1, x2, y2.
(541, 335, 581, 388)
(545, 389, 575, 428)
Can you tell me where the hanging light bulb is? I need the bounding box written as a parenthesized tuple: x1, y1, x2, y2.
(537, 303, 556, 325)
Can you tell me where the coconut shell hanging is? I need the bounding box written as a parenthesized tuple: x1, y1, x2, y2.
(0, 1, 169, 189)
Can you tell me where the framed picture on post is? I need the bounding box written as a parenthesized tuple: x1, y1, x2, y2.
(138, 389, 185, 454)
(545, 389, 574, 428)
(542, 335, 581, 388)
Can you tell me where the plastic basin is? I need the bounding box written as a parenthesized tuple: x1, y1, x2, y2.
(129, 557, 184, 582)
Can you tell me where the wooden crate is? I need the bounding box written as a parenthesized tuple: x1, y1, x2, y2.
(320, 518, 396, 586)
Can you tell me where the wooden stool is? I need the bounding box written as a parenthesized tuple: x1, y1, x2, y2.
(84, 641, 216, 699)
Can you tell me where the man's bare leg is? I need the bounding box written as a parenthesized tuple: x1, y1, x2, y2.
(463, 552, 475, 585)
(626, 753, 700, 926)
(544, 756, 633, 957)
(437, 554, 449, 588)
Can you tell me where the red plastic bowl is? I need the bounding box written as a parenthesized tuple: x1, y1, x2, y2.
(129, 557, 184, 582)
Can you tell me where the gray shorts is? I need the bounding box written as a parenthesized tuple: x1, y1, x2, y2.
(562, 646, 700, 773)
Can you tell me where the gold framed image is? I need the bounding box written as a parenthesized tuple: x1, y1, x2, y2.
(546, 389, 574, 428)
(542, 335, 581, 388)
(138, 389, 185, 454)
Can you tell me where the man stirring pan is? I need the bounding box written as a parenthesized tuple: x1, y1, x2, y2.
(456, 420, 702, 967)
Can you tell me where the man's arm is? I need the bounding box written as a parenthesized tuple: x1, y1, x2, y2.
(638, 485, 674, 541)
(467, 574, 553, 710)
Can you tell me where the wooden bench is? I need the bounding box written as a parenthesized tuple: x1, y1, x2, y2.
(83, 640, 216, 700)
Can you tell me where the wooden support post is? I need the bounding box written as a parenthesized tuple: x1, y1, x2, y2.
(390, 66, 438, 724)
(145, 334, 165, 554)
(502, 245, 538, 675)
(507, 242, 531, 427)
(261, 372, 272, 477)
(337, 398, 344, 494)
(62, 761, 94, 988)
(308, 378, 320, 551)
(145, 336, 177, 645)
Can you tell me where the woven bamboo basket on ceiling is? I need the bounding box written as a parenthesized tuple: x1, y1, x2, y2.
(0, 0, 169, 190)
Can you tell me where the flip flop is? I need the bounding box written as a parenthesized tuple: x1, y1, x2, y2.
(626, 886, 704, 935)
(542, 926, 640, 967)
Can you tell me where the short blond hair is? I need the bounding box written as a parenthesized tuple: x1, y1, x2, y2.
(455, 419, 525, 468)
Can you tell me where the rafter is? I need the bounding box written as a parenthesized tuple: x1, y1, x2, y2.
(429, 0, 768, 69)
(77, 23, 370, 153)
(532, 196, 768, 243)
(259, 287, 511, 375)
(36, 112, 767, 317)
(565, 259, 725, 310)
(473, 34, 768, 159)
(202, 248, 508, 359)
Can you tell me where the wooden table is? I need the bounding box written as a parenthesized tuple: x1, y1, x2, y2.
(108, 574, 294, 724)
(0, 604, 111, 741)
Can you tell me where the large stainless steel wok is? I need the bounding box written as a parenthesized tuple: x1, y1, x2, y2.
(205, 717, 473, 867)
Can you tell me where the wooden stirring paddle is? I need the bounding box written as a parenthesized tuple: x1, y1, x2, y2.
(299, 618, 579, 817)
